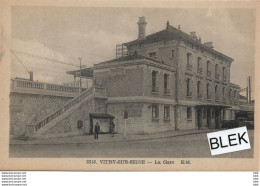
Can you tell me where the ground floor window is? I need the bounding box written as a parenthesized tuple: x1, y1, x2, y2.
(203, 109, 206, 119)
(164, 106, 170, 119)
(211, 109, 215, 118)
(152, 105, 159, 118)
(223, 110, 226, 120)
(187, 107, 192, 120)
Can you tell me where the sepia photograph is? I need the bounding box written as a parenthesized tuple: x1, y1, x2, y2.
(7, 7, 255, 159)
(0, 2, 259, 171)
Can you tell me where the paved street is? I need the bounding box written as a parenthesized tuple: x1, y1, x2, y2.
(9, 130, 254, 158)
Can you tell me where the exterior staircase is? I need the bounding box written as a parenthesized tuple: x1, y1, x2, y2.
(31, 87, 96, 137)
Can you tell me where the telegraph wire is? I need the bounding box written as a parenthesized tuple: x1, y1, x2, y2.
(10, 50, 30, 74)
(11, 50, 80, 68)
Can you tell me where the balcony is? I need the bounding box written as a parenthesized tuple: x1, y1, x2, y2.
(207, 95, 211, 100)
(207, 71, 211, 77)
(223, 75, 227, 81)
(186, 64, 192, 70)
(215, 73, 219, 79)
(223, 97, 227, 103)
(186, 92, 192, 98)
(164, 88, 170, 95)
(10, 78, 82, 97)
(215, 95, 220, 102)
(197, 67, 202, 74)
(152, 86, 159, 93)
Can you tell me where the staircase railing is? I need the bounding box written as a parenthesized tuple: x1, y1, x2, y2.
(35, 87, 94, 132)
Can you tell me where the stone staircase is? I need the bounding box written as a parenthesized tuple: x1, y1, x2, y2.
(30, 87, 95, 137)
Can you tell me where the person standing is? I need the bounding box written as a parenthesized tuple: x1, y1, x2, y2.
(94, 122, 100, 140)
(110, 120, 115, 137)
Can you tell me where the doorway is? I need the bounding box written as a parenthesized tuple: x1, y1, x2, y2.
(215, 109, 220, 128)
(207, 109, 211, 128)
(197, 109, 202, 130)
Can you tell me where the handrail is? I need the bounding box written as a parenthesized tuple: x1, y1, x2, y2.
(35, 87, 94, 132)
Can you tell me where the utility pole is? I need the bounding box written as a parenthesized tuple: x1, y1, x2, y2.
(79, 57, 82, 95)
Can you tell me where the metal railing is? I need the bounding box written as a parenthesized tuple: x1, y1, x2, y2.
(207, 71, 211, 76)
(35, 87, 94, 132)
(197, 67, 202, 73)
(215, 73, 219, 79)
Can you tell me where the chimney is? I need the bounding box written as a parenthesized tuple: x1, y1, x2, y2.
(137, 16, 147, 40)
(29, 71, 33, 81)
(166, 20, 170, 29)
(178, 25, 181, 30)
(190, 32, 197, 40)
(204, 42, 214, 49)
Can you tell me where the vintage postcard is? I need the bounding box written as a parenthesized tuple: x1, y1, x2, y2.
(0, 0, 259, 171)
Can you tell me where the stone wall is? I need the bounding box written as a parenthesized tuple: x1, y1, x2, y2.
(10, 93, 72, 136)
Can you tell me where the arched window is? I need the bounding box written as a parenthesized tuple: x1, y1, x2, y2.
(152, 71, 158, 92)
(186, 53, 192, 69)
(187, 78, 191, 97)
(215, 85, 218, 100)
(197, 81, 201, 98)
(223, 87, 226, 101)
(207, 61, 211, 76)
(223, 67, 226, 81)
(207, 83, 210, 99)
(164, 74, 169, 94)
(215, 64, 219, 79)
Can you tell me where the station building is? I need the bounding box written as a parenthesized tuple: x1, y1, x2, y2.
(11, 17, 252, 139)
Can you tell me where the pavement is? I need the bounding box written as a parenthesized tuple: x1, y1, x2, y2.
(10, 129, 216, 145)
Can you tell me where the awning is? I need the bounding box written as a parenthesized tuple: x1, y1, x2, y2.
(66, 67, 93, 78)
(195, 104, 232, 109)
(89, 113, 115, 119)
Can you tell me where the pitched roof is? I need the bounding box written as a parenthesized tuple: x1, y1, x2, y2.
(124, 24, 233, 62)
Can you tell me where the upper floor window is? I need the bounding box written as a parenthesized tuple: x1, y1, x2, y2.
(171, 50, 175, 58)
(164, 106, 170, 119)
(152, 71, 158, 92)
(223, 67, 226, 81)
(164, 74, 170, 94)
(187, 107, 192, 120)
(186, 78, 192, 97)
(207, 83, 211, 99)
(207, 61, 211, 76)
(215, 85, 219, 100)
(197, 81, 202, 99)
(223, 87, 226, 101)
(186, 53, 192, 69)
(197, 57, 202, 73)
(215, 64, 219, 79)
(152, 105, 159, 118)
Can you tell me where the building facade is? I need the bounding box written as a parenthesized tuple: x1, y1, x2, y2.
(11, 17, 252, 139)
(84, 17, 242, 134)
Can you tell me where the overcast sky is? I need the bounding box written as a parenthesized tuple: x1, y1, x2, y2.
(11, 7, 255, 96)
